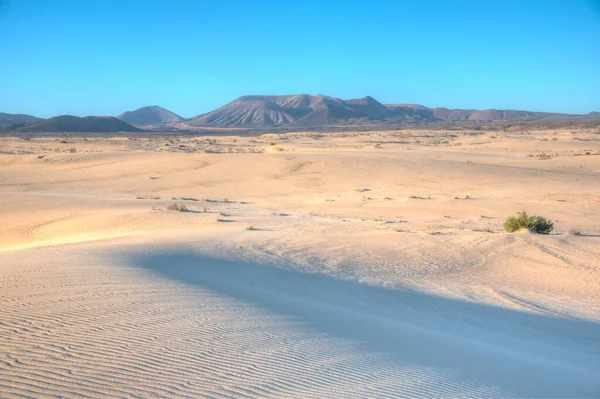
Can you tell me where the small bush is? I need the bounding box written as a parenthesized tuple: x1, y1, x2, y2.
(245, 225, 256, 230)
(503, 210, 554, 234)
(167, 203, 188, 212)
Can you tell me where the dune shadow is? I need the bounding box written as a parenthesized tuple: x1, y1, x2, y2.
(130, 249, 600, 397)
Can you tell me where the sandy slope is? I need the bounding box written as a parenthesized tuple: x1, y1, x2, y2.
(1, 128, 599, 397)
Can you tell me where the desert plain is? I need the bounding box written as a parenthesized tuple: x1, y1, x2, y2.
(1, 127, 599, 398)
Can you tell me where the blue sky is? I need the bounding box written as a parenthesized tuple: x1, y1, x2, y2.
(1, 0, 599, 118)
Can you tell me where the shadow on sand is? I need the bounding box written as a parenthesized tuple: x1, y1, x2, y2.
(130, 248, 600, 397)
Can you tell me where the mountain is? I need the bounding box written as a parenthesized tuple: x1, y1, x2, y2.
(4, 115, 141, 133)
(0, 113, 43, 128)
(186, 94, 597, 129)
(117, 106, 184, 125)
(188, 94, 400, 128)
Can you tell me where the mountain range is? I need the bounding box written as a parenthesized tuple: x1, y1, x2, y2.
(2, 95, 599, 133)
(184, 94, 598, 128)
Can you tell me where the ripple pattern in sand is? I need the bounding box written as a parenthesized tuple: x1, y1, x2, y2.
(0, 245, 518, 399)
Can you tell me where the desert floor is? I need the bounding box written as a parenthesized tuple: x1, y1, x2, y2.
(1, 128, 599, 398)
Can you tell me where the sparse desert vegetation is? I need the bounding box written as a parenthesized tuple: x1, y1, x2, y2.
(167, 203, 188, 212)
(503, 210, 554, 234)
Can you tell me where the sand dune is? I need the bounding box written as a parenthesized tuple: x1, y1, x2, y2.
(0, 240, 598, 398)
(1, 128, 599, 397)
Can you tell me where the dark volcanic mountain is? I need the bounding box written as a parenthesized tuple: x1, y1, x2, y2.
(117, 106, 184, 125)
(5, 115, 141, 133)
(0, 113, 42, 128)
(186, 94, 597, 129)
(187, 94, 390, 128)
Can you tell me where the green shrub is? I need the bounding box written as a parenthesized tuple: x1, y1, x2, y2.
(503, 211, 554, 234)
(531, 216, 554, 234)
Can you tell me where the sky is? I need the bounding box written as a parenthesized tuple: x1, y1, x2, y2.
(1, 0, 599, 118)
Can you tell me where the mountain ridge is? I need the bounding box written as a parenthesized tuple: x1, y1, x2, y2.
(2, 96, 598, 133)
(0, 113, 43, 128)
(182, 94, 598, 129)
(4, 115, 141, 133)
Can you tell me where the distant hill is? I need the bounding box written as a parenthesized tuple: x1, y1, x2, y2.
(0, 113, 42, 127)
(425, 107, 569, 122)
(185, 94, 597, 129)
(5, 115, 141, 133)
(117, 106, 184, 125)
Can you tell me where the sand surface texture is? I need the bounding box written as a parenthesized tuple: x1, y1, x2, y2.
(1, 129, 599, 398)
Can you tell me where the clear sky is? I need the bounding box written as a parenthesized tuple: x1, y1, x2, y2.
(1, 0, 599, 118)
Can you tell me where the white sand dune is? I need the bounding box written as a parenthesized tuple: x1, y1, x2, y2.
(1, 129, 599, 397)
(1, 239, 599, 398)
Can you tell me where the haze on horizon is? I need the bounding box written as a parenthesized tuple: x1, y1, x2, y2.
(0, 0, 599, 118)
